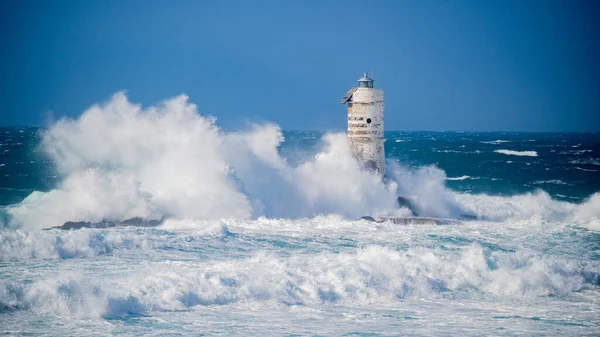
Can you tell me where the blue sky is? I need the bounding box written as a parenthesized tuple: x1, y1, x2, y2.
(1, 0, 598, 131)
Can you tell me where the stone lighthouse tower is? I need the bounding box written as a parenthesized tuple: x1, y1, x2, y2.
(340, 73, 385, 176)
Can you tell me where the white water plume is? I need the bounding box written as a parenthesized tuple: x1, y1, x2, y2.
(5, 93, 400, 229)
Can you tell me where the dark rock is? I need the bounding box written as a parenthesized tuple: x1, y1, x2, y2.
(46, 217, 167, 230)
(459, 214, 478, 220)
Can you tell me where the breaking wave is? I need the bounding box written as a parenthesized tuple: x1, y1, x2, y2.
(1, 244, 598, 318)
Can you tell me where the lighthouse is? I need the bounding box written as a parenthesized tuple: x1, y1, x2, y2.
(340, 73, 386, 176)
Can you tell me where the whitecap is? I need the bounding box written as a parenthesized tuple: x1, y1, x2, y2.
(447, 175, 470, 181)
(532, 180, 569, 186)
(494, 149, 538, 157)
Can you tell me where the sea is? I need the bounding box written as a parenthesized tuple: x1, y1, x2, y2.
(1, 94, 599, 336)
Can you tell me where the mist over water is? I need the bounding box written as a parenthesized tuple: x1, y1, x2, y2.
(1, 93, 599, 335)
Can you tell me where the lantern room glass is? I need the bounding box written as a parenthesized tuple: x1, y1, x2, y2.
(359, 81, 373, 88)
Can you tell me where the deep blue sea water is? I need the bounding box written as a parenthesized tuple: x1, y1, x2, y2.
(1, 122, 599, 335)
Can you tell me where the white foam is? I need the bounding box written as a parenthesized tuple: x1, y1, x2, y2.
(494, 149, 538, 157)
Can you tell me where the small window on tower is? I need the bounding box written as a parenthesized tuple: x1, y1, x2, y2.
(366, 118, 372, 124)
